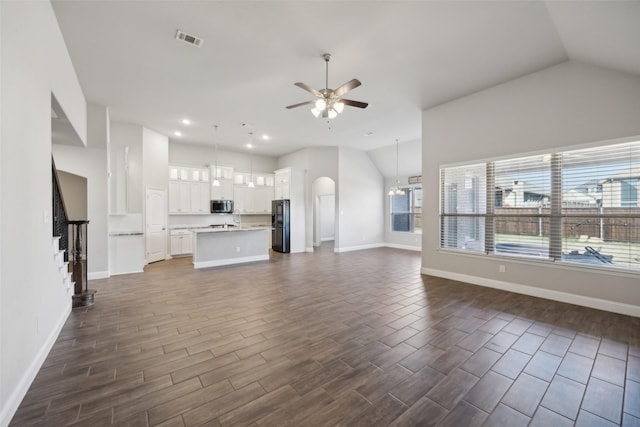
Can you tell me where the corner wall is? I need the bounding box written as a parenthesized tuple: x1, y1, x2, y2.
(422, 60, 640, 315)
(337, 147, 385, 252)
(0, 2, 87, 425)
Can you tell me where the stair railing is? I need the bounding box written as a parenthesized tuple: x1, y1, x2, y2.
(52, 157, 69, 262)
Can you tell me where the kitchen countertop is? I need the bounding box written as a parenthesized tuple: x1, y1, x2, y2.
(191, 225, 270, 233)
(109, 231, 144, 236)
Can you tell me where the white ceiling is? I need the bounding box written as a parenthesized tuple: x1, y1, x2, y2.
(50, 1, 640, 159)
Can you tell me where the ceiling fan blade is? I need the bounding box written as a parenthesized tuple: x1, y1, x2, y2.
(286, 100, 315, 109)
(332, 79, 361, 98)
(294, 82, 322, 97)
(340, 98, 368, 109)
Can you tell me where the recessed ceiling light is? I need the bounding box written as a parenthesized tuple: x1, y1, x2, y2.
(262, 134, 270, 140)
(181, 119, 191, 125)
(246, 143, 253, 149)
(174, 131, 182, 137)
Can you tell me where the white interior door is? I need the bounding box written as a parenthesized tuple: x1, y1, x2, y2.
(146, 187, 166, 263)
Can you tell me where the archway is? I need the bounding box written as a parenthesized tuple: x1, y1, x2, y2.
(312, 177, 336, 249)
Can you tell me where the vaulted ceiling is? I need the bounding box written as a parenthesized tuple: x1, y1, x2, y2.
(51, 1, 640, 158)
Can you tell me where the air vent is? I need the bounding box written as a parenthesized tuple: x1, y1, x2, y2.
(175, 30, 203, 47)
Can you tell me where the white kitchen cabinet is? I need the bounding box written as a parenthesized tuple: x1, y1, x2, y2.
(169, 165, 189, 181)
(210, 180, 234, 200)
(168, 180, 190, 213)
(210, 165, 234, 200)
(170, 230, 192, 255)
(234, 172, 249, 185)
(254, 186, 273, 213)
(169, 164, 211, 214)
(211, 165, 234, 181)
(189, 182, 210, 213)
(234, 186, 254, 213)
(233, 183, 273, 214)
(190, 167, 209, 182)
(274, 170, 290, 200)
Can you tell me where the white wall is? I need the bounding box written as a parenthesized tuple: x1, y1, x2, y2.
(336, 148, 385, 252)
(110, 122, 143, 214)
(52, 104, 110, 279)
(422, 60, 640, 315)
(143, 128, 169, 190)
(1, 2, 86, 425)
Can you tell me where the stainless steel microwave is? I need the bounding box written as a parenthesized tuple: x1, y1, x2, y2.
(211, 200, 233, 214)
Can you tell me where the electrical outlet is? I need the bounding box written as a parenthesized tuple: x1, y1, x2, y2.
(499, 265, 506, 273)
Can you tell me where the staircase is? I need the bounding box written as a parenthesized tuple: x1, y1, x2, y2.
(53, 235, 74, 293)
(52, 157, 94, 306)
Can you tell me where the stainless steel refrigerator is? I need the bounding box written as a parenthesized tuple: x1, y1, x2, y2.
(272, 199, 290, 253)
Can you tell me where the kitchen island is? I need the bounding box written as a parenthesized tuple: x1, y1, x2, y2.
(191, 226, 270, 269)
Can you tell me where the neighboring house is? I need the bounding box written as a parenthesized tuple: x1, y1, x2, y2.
(601, 167, 640, 208)
(495, 180, 550, 208)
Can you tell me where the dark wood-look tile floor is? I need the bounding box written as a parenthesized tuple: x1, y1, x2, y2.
(10, 244, 640, 426)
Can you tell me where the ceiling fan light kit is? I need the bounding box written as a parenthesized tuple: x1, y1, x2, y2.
(286, 53, 368, 120)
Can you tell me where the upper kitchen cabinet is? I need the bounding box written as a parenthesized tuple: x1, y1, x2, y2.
(211, 165, 234, 181)
(233, 172, 274, 214)
(210, 165, 234, 200)
(168, 165, 189, 181)
(168, 164, 211, 214)
(274, 168, 304, 201)
(189, 181, 210, 213)
(110, 146, 129, 214)
(168, 180, 190, 213)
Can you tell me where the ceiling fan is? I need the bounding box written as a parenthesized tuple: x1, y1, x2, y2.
(286, 53, 368, 119)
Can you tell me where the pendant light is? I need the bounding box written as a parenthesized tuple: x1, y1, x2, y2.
(247, 132, 255, 188)
(212, 125, 221, 187)
(389, 139, 405, 196)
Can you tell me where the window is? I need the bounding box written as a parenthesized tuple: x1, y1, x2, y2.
(440, 164, 485, 251)
(561, 141, 640, 269)
(493, 154, 551, 258)
(440, 140, 640, 272)
(391, 186, 423, 233)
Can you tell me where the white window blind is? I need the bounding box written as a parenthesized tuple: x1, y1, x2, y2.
(440, 164, 486, 253)
(561, 141, 640, 269)
(439, 139, 640, 272)
(493, 154, 551, 258)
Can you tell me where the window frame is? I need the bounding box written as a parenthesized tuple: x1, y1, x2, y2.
(438, 139, 640, 273)
(389, 184, 423, 234)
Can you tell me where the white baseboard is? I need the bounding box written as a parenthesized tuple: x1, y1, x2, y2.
(421, 267, 640, 318)
(320, 237, 335, 242)
(109, 269, 144, 276)
(334, 243, 385, 253)
(305, 247, 314, 253)
(385, 243, 421, 252)
(87, 271, 109, 280)
(1, 302, 71, 427)
(194, 254, 269, 269)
